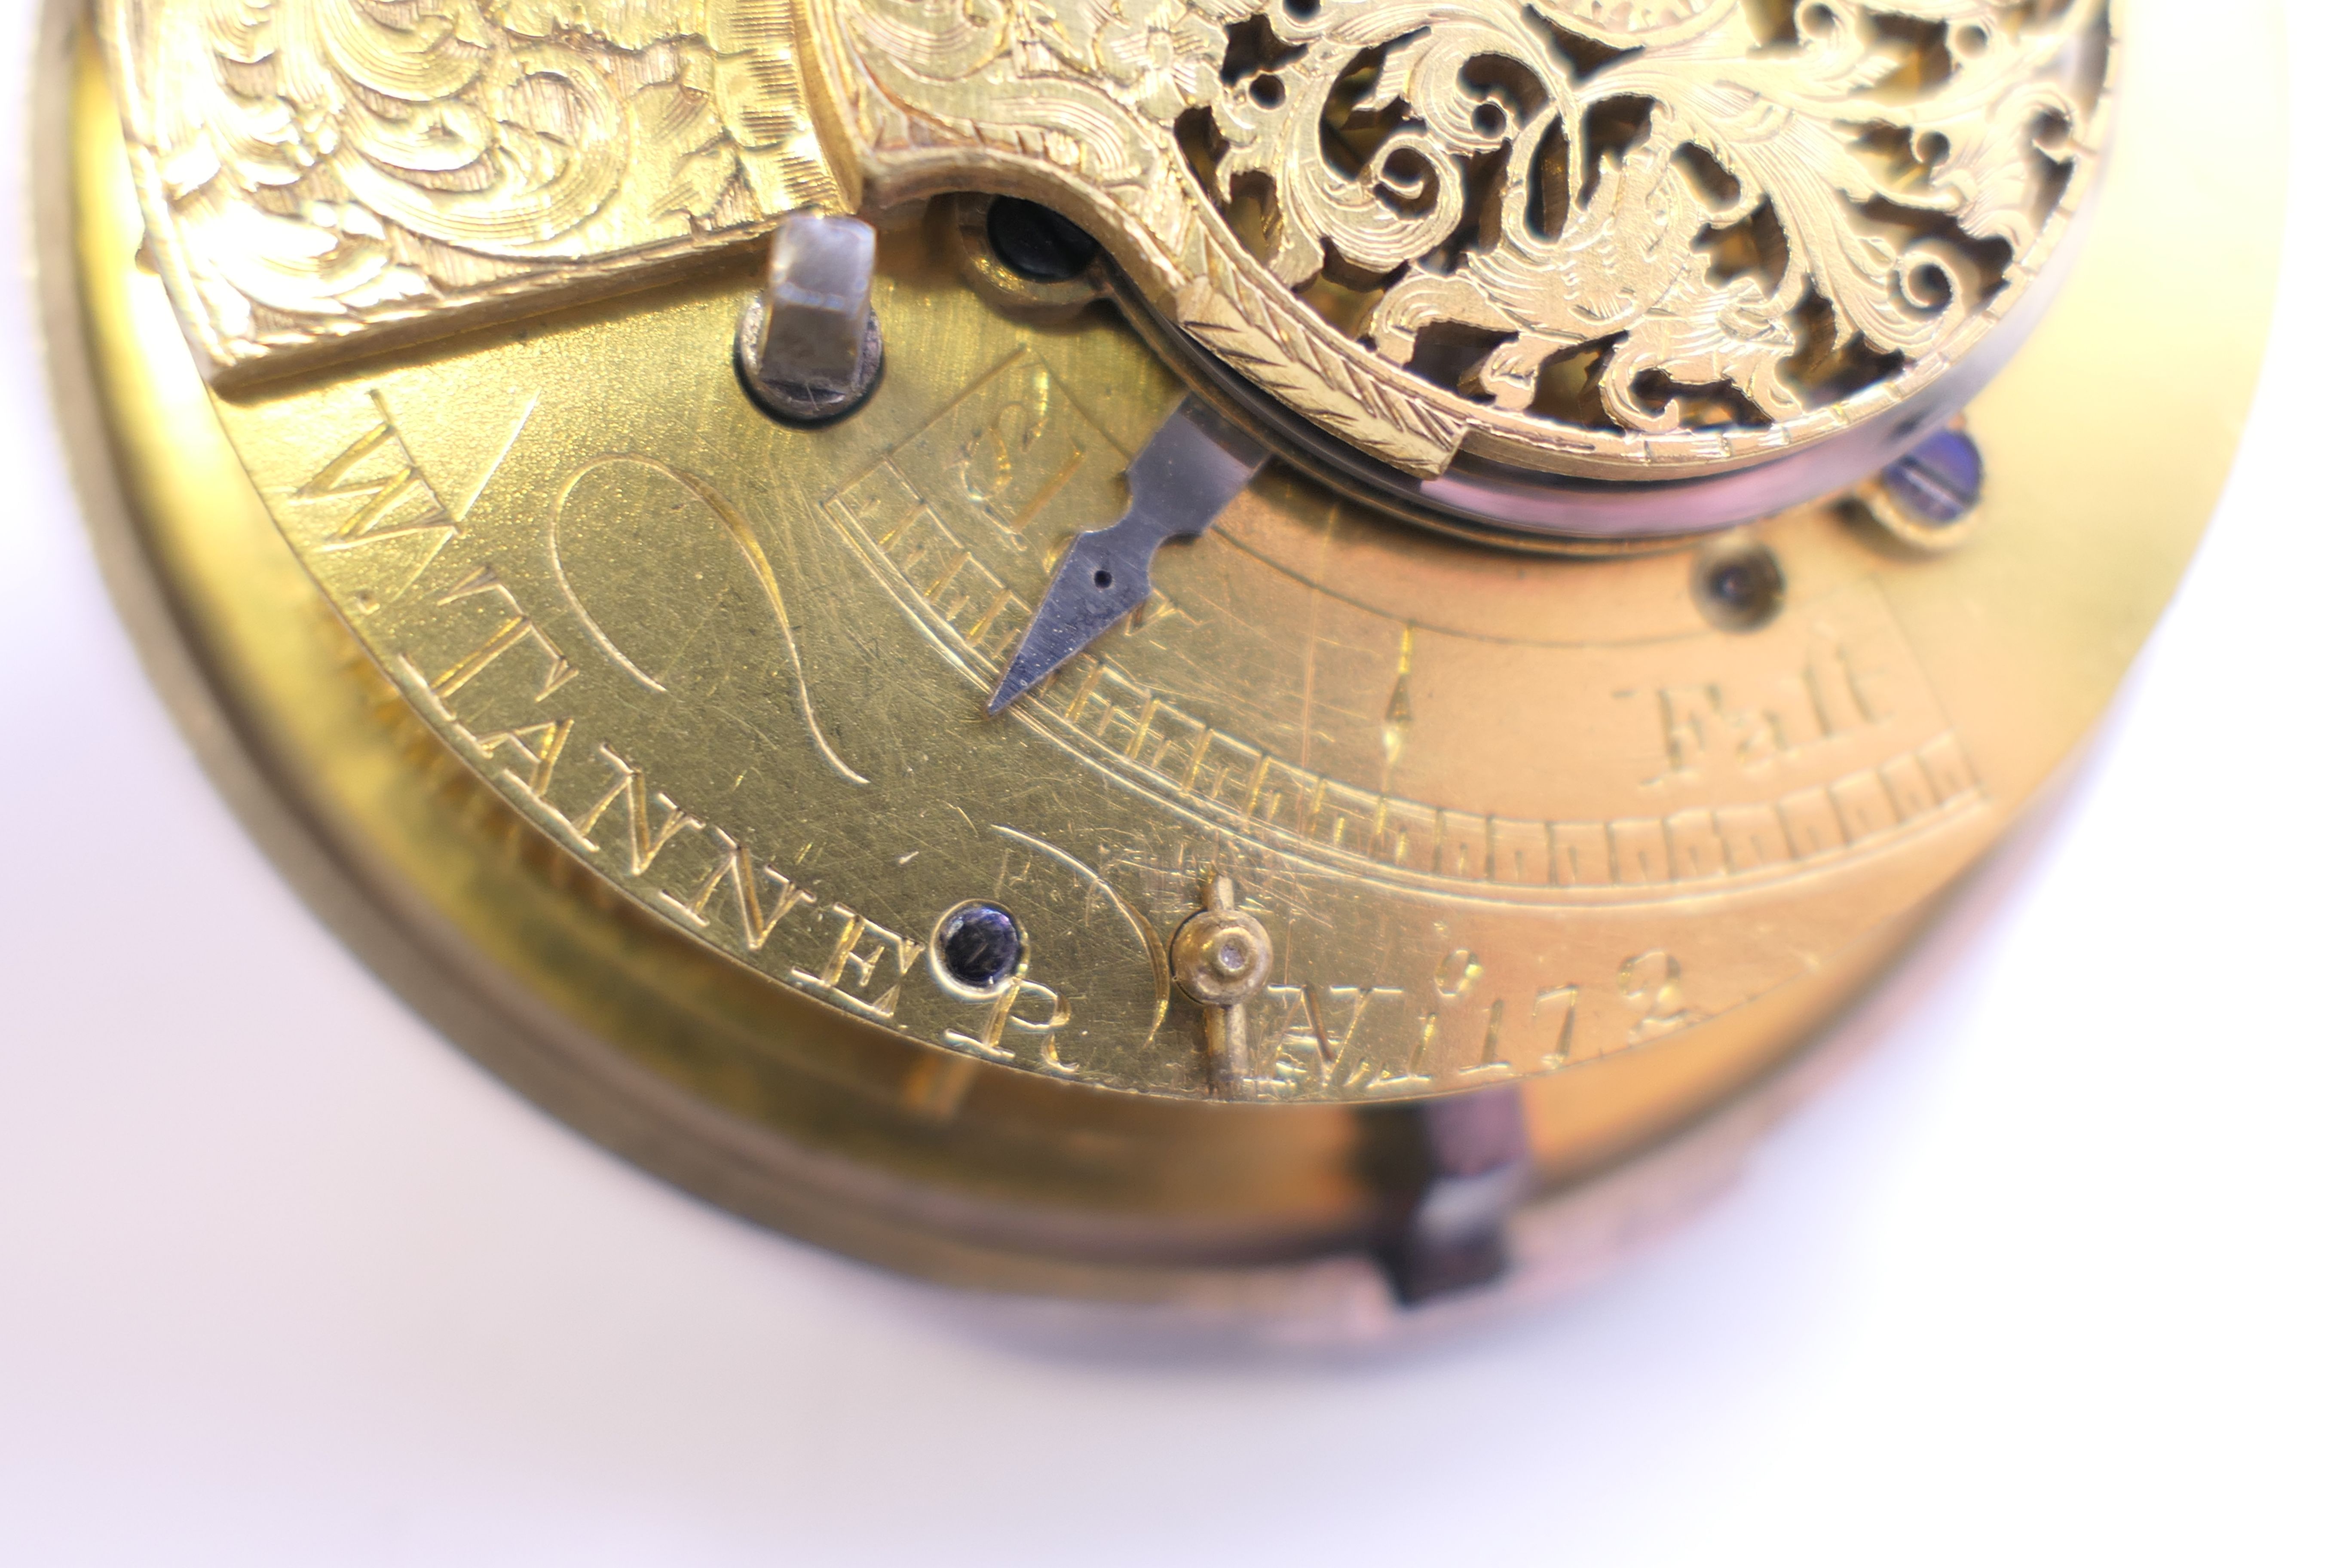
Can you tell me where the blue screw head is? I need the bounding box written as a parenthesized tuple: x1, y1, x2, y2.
(936, 902, 1023, 992)
(1881, 427, 1984, 527)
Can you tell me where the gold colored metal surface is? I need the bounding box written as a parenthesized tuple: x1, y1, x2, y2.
(844, 0, 2108, 479)
(1169, 873, 1275, 1090)
(1170, 882, 1274, 1011)
(203, 224, 2006, 1105)
(52, 0, 2281, 1310)
(99, 0, 841, 382)
(107, 0, 2112, 484)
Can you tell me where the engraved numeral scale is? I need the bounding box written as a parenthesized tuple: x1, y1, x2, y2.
(45, 0, 2280, 1332)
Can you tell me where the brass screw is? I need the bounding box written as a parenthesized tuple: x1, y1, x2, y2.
(1169, 873, 1273, 1094)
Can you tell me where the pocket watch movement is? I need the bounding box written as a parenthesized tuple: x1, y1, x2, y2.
(40, 0, 2283, 1335)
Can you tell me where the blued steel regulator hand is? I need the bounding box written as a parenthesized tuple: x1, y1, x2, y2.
(988, 396, 1268, 714)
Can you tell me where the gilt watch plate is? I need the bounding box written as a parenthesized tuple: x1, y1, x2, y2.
(39, 0, 2283, 1334)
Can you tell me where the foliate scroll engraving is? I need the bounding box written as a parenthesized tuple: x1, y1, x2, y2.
(1209, 0, 2105, 430)
(108, 0, 2110, 473)
(102, 0, 841, 380)
(834, 0, 2110, 476)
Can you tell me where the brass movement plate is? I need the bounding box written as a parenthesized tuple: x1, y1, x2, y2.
(45, 0, 2281, 1317)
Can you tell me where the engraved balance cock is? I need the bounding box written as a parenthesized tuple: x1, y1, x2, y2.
(103, 0, 2110, 482)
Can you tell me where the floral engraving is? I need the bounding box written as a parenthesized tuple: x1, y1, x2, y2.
(840, 0, 2111, 474)
(105, 0, 840, 377)
(109, 0, 2112, 474)
(1204, 0, 2106, 433)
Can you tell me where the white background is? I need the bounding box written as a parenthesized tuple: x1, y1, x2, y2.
(3, 3, 2345, 1563)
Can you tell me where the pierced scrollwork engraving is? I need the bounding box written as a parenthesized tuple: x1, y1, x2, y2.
(833, 0, 2110, 475)
(107, 0, 2110, 478)
(1196, 0, 2107, 438)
